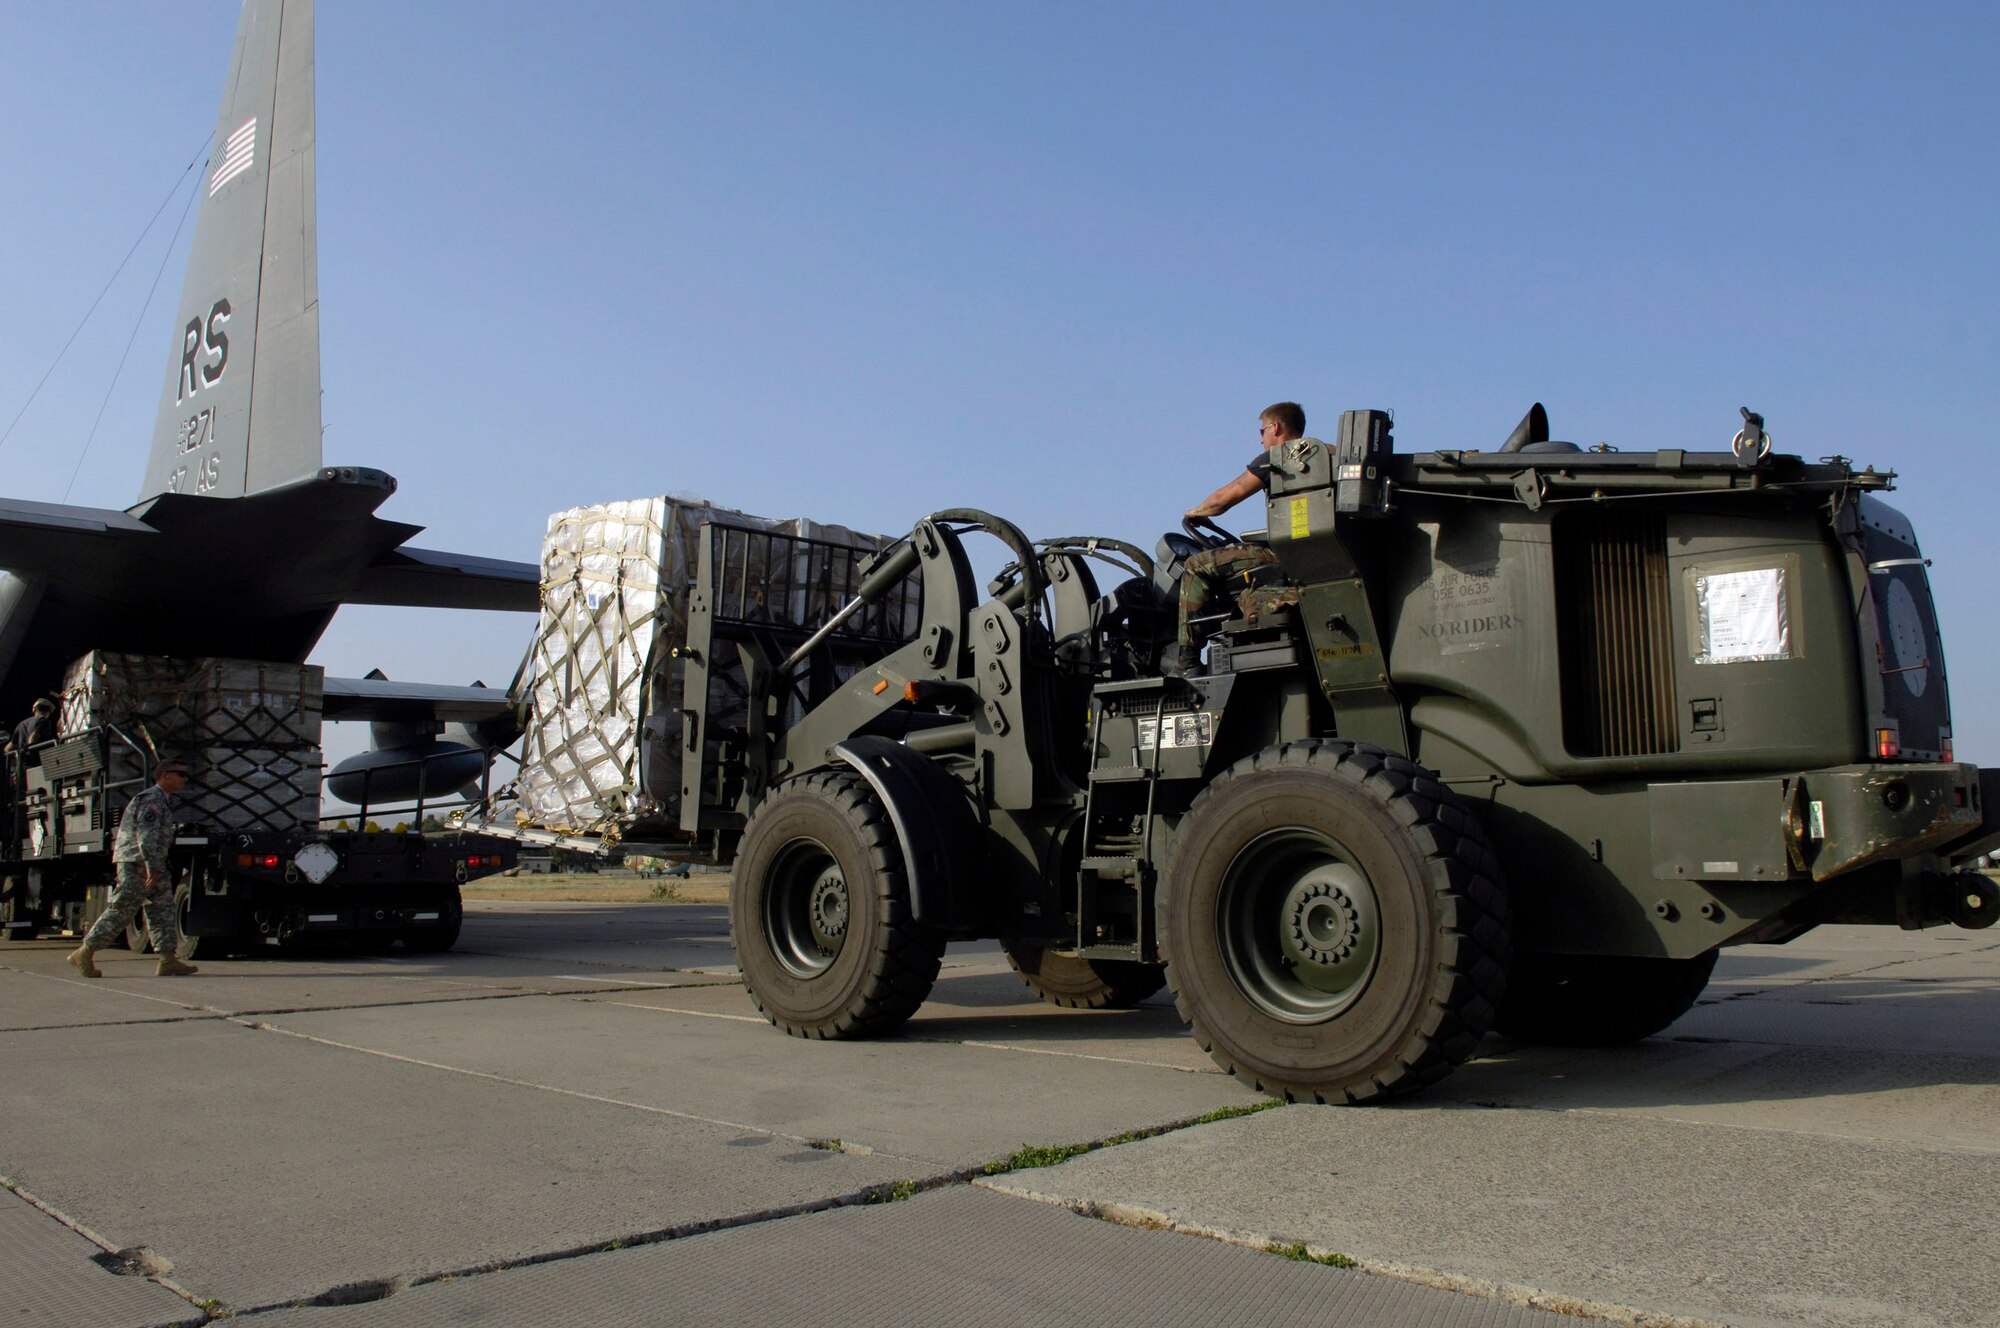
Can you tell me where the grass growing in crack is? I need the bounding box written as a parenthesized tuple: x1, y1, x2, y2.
(984, 1099, 1284, 1176)
(195, 1297, 223, 1312)
(861, 1180, 918, 1203)
(807, 1138, 842, 1152)
(1270, 1241, 1356, 1268)
(1189, 1100, 1282, 1126)
(985, 1141, 1096, 1173)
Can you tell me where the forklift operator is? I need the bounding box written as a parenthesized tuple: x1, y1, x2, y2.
(1171, 402, 1301, 675)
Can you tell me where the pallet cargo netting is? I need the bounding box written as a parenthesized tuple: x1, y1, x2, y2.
(512, 496, 919, 839)
(58, 653, 325, 833)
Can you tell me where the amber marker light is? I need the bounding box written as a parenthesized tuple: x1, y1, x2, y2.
(872, 679, 891, 695)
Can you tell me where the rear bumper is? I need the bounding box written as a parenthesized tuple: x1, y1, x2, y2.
(1649, 762, 1983, 884)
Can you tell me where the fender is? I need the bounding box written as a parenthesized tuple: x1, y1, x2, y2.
(832, 736, 981, 930)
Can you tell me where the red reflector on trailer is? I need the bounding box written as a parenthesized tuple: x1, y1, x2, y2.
(1876, 728, 1900, 759)
(261, 854, 281, 868)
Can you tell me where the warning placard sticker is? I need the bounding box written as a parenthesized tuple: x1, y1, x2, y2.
(1138, 712, 1214, 750)
(1696, 567, 1790, 664)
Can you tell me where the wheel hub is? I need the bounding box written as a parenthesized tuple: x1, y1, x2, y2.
(1285, 880, 1360, 969)
(809, 869, 849, 950)
(1216, 832, 1383, 1024)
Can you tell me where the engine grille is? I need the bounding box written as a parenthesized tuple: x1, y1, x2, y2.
(1556, 514, 1680, 757)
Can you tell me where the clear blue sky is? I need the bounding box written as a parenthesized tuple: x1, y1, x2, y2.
(3, 3, 1996, 758)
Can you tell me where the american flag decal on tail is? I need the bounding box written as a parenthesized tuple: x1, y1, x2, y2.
(208, 118, 257, 197)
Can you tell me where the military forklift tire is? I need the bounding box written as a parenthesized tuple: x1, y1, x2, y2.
(1494, 950, 1718, 1045)
(1001, 941, 1166, 1009)
(1160, 740, 1512, 1103)
(731, 771, 945, 1039)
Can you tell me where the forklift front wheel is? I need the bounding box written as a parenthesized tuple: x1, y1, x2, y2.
(732, 772, 945, 1039)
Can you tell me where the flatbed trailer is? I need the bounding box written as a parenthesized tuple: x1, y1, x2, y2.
(1, 723, 512, 955)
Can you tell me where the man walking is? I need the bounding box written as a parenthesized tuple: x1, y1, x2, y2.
(67, 761, 198, 978)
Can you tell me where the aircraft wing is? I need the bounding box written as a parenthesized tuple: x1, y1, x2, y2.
(322, 674, 518, 724)
(345, 545, 542, 612)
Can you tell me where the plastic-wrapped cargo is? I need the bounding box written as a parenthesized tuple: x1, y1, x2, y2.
(516, 495, 910, 837)
(57, 653, 325, 833)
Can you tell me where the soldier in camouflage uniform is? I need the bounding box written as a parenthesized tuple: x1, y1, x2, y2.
(1171, 402, 1302, 675)
(67, 761, 198, 978)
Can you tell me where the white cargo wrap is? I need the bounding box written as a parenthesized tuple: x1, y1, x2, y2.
(515, 496, 900, 836)
(58, 653, 325, 833)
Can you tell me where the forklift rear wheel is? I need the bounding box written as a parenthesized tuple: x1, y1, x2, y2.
(124, 915, 155, 954)
(732, 771, 944, 1039)
(1001, 941, 1166, 1009)
(1494, 950, 1717, 1045)
(1161, 740, 1512, 1103)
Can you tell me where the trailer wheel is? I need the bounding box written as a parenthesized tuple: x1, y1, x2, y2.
(172, 881, 234, 960)
(732, 771, 944, 1038)
(405, 890, 465, 953)
(1160, 739, 1511, 1103)
(172, 883, 201, 960)
(1494, 950, 1717, 1045)
(404, 917, 462, 953)
(1001, 941, 1166, 1009)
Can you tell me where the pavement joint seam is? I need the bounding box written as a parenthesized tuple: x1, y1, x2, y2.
(2, 1174, 215, 1324)
(214, 1105, 1296, 1321)
(3, 1013, 229, 1033)
(589, 997, 770, 1023)
(218, 1173, 974, 1322)
(971, 1178, 1728, 1328)
(925, 1034, 1213, 1072)
(225, 1015, 874, 1148)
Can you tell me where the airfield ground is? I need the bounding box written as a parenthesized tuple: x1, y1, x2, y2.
(3, 891, 1996, 1328)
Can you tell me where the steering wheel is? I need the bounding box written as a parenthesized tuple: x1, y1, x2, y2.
(1182, 515, 1241, 550)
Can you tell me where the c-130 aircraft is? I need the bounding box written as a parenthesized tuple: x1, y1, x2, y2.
(0, 0, 536, 793)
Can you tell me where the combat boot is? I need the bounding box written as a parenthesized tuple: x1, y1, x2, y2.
(156, 952, 198, 977)
(1161, 645, 1203, 678)
(67, 946, 102, 979)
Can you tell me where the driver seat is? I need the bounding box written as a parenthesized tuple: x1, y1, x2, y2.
(1155, 530, 1295, 676)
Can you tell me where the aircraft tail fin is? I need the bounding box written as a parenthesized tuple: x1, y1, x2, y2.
(140, 0, 320, 504)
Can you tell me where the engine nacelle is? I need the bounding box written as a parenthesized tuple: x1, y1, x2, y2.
(327, 741, 487, 807)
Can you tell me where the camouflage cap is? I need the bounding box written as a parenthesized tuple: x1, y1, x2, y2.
(155, 760, 194, 778)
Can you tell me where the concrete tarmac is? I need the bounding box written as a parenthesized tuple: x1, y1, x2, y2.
(2, 903, 1994, 1327)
